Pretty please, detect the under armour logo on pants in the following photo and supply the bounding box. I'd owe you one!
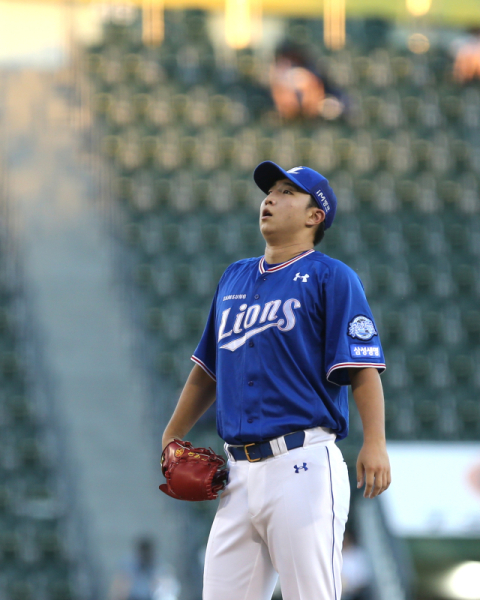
[294,463,308,473]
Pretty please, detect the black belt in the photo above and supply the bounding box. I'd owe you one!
[228,431,305,462]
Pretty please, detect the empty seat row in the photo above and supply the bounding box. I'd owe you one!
[125,218,263,259]
[383,395,480,440]
[103,145,480,204]
[123,222,480,298]
[375,306,480,345]
[94,90,251,131]
[108,168,480,219]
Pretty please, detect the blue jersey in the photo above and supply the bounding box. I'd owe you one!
[192,249,385,445]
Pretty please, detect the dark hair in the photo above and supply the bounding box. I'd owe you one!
[307,196,326,245]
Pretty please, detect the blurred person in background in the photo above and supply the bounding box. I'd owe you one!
[269,43,344,120]
[270,43,325,119]
[110,537,179,600]
[453,28,480,83]
[341,529,373,600]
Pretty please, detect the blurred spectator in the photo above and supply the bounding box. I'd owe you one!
[110,537,180,600]
[341,529,373,600]
[269,43,344,121]
[270,43,325,119]
[453,28,480,83]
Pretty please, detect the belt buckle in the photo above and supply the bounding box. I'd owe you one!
[244,442,261,463]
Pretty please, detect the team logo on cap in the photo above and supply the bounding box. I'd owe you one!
[287,167,304,174]
[315,189,330,213]
[348,316,377,341]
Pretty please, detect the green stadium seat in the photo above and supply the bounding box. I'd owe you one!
[184,308,206,339]
[396,179,419,206]
[441,95,463,125]
[408,353,433,386]
[36,530,64,563]
[372,139,393,171]
[463,310,480,343]
[370,264,393,297]
[403,222,426,254]
[134,263,154,291]
[240,223,263,256]
[411,139,432,172]
[362,222,386,253]
[0,531,20,564]
[147,90,174,130]
[334,138,354,170]
[157,352,176,378]
[414,398,440,434]
[161,223,181,252]
[420,90,442,128]
[382,349,408,390]
[411,263,435,295]
[1,352,20,379]
[146,307,164,334]
[0,485,10,517]
[382,311,402,344]
[7,581,33,600]
[450,354,474,385]
[457,399,480,431]
[363,96,383,125]
[370,50,394,88]
[423,311,444,345]
[391,56,412,84]
[449,223,469,253]
[6,396,32,429]
[403,96,421,125]
[47,581,74,600]
[454,264,476,295]
[354,179,376,212]
[17,439,44,472]
[172,264,194,295]
[206,172,234,212]
[201,223,221,252]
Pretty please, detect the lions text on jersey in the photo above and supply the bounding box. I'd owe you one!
[192,249,385,445]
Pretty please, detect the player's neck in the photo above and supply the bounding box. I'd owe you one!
[264,242,314,265]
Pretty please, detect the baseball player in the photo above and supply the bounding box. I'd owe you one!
[162,161,391,600]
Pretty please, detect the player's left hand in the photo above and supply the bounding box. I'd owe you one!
[356,440,391,498]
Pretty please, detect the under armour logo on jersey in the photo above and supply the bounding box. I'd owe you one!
[294,463,308,473]
[293,273,309,283]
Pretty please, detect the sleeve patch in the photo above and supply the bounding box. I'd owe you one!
[350,344,381,358]
[348,315,377,341]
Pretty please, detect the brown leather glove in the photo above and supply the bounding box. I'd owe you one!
[159,439,228,501]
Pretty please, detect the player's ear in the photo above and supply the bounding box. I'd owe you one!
[306,207,325,227]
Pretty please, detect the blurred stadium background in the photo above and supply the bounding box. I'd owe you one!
[0,1,479,599]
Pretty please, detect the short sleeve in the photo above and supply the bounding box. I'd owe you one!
[191,288,218,381]
[324,263,385,386]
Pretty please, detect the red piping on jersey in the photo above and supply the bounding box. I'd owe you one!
[258,249,315,274]
[326,362,386,385]
[191,355,217,381]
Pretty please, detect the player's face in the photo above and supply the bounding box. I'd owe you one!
[259,179,323,243]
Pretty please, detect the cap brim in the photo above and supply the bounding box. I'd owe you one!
[253,161,311,196]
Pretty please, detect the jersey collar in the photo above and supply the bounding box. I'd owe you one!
[258,249,315,274]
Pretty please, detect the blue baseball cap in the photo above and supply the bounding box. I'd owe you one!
[253,161,337,229]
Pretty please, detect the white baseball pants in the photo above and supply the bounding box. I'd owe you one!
[203,427,350,600]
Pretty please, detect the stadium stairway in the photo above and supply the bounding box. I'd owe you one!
[3,70,169,597]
